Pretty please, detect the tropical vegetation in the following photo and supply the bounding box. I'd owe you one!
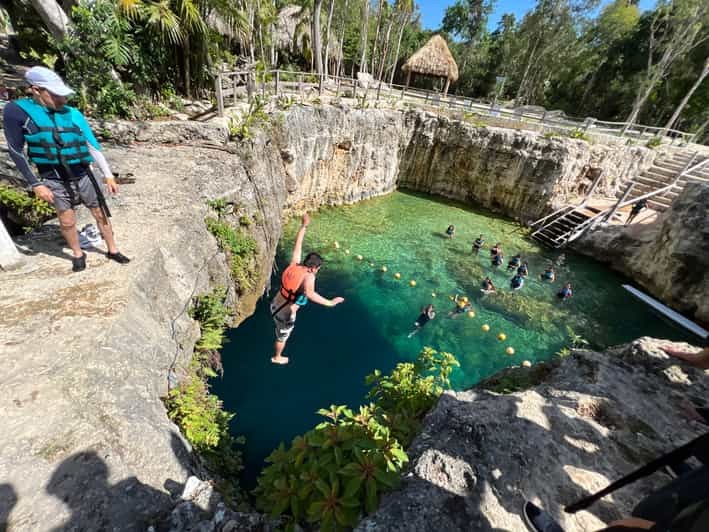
[3,0,707,139]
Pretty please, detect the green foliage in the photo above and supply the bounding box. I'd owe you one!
[481,363,552,394]
[164,288,243,498]
[276,95,297,110]
[228,97,269,140]
[366,347,459,445]
[646,136,663,149]
[555,326,589,358]
[255,348,458,530]
[0,184,55,232]
[567,129,590,142]
[205,203,258,293]
[543,130,562,139]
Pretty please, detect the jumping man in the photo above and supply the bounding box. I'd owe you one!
[3,66,129,271]
[270,213,344,365]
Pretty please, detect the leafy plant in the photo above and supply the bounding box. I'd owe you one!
[567,129,590,142]
[0,184,55,232]
[164,287,244,503]
[228,96,269,140]
[646,136,662,149]
[276,95,297,110]
[255,348,458,531]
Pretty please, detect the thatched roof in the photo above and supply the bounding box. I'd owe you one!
[402,35,459,82]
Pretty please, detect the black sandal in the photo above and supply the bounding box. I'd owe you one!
[72,253,87,272]
[106,251,130,264]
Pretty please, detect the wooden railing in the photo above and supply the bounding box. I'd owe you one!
[213,68,696,144]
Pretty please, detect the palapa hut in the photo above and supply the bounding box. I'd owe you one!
[402,35,459,96]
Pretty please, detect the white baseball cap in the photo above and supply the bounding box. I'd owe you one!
[25,66,75,96]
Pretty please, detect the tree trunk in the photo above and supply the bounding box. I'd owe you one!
[359,0,370,74]
[377,17,394,81]
[515,36,539,105]
[184,33,191,98]
[370,0,383,74]
[30,0,70,41]
[389,12,407,85]
[323,0,335,78]
[312,0,324,75]
[660,57,709,135]
[335,0,349,77]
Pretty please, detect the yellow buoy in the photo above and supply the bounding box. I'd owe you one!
[381,266,388,272]
[506,346,515,355]
[356,254,363,261]
[498,333,507,341]
[394,272,401,280]
[344,249,350,255]
[409,280,417,287]
[522,360,532,367]
[458,301,466,309]
[431,292,437,298]
[369,262,375,267]
[467,310,475,318]
[461,296,469,303]
[482,324,490,332]
[449,295,455,301]
[334,241,340,249]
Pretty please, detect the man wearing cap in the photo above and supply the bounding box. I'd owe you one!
[3,66,130,272]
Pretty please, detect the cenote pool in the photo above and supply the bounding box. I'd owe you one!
[212,191,695,488]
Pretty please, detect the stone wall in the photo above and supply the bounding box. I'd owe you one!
[574,182,709,323]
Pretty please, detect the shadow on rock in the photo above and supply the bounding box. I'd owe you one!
[0,483,17,532]
[46,451,175,532]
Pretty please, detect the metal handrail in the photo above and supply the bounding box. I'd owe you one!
[530,205,573,230]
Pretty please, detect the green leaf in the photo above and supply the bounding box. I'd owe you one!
[344,476,362,498]
[315,479,330,497]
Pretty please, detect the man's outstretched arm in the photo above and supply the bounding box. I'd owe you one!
[290,213,310,265]
[303,275,344,307]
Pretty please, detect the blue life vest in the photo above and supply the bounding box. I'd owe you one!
[15,98,93,167]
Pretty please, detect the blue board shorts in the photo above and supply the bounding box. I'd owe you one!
[43,175,99,212]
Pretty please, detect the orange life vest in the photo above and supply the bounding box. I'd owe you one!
[279,264,309,305]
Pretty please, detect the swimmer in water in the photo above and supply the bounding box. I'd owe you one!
[448,295,473,319]
[557,282,573,301]
[541,266,556,282]
[481,277,497,294]
[446,225,455,238]
[517,261,529,277]
[507,253,522,271]
[408,304,436,337]
[510,273,524,291]
[492,251,504,268]
[472,234,485,254]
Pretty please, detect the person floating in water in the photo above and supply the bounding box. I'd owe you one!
[557,282,573,301]
[625,198,648,225]
[446,225,455,238]
[481,277,497,294]
[490,242,502,257]
[517,261,529,277]
[472,234,485,254]
[409,304,435,337]
[270,213,345,365]
[448,295,472,319]
[507,253,522,271]
[492,251,504,268]
[510,273,525,291]
[541,266,556,282]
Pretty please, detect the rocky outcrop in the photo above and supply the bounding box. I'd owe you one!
[0,105,680,530]
[356,338,709,532]
[575,182,709,323]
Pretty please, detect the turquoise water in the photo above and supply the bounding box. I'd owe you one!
[212,191,695,488]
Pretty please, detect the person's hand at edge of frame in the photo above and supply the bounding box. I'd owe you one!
[33,184,54,203]
[105,177,119,195]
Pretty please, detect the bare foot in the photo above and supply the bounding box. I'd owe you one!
[271,356,289,365]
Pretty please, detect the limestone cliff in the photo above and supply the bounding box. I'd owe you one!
[575,183,709,324]
[356,338,709,532]
[0,105,684,531]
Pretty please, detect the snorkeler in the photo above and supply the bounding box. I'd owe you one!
[473,234,485,254]
[448,295,473,319]
[481,277,497,294]
[517,261,529,277]
[409,304,436,337]
[510,273,525,291]
[446,225,455,238]
[490,242,502,257]
[557,282,573,300]
[492,252,504,268]
[541,266,556,282]
[507,254,522,271]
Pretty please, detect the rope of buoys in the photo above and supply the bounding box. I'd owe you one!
[506,346,515,355]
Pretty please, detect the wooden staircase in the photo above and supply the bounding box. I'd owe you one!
[619,151,709,213]
[530,149,709,249]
